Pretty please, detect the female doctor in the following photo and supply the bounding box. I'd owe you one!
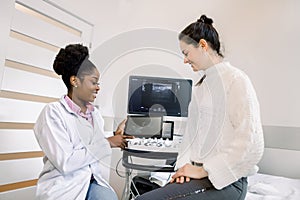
[137,15,264,200]
[34,44,132,200]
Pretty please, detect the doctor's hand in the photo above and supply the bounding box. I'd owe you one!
[107,135,133,149]
[108,118,134,149]
[170,163,208,184]
[114,119,127,135]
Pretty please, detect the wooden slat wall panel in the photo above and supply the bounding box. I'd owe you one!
[1,67,65,98]
[5,59,59,79]
[0,130,41,153]
[10,30,60,53]
[0,158,43,185]
[0,0,94,196]
[0,91,58,103]
[11,9,82,48]
[0,180,37,193]
[6,36,58,70]
[0,122,34,130]
[0,186,36,199]
[15,2,81,37]
[0,151,44,161]
[18,0,93,45]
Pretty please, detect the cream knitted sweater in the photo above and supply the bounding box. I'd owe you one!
[176,61,264,189]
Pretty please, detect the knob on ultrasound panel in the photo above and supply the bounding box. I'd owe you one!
[164,138,172,147]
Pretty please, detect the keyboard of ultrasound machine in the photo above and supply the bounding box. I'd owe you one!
[126,136,181,152]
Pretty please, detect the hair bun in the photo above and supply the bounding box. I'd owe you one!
[53,48,67,76]
[53,44,89,76]
[197,15,213,25]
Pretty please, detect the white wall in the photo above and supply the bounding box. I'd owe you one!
[87,0,300,127]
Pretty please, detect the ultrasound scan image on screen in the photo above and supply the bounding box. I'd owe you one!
[127,76,192,117]
[124,115,162,138]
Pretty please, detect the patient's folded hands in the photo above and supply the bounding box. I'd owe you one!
[170,164,208,184]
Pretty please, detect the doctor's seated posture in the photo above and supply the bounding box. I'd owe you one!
[136,14,264,200]
[34,44,132,200]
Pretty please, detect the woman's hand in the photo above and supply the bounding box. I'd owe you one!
[170,163,208,184]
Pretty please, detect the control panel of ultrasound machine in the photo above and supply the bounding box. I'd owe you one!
[124,115,182,153]
[126,137,181,153]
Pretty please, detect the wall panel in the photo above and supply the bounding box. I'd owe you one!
[18,0,93,46]
[11,9,81,47]
[0,98,45,123]
[258,148,300,179]
[6,37,57,71]
[4,59,59,79]
[0,186,36,199]
[0,158,43,185]
[1,67,65,98]
[0,130,41,153]
[0,0,14,91]
[0,0,94,196]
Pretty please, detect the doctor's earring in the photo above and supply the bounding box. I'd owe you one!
[73,85,78,88]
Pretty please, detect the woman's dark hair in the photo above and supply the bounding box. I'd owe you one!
[179,15,223,57]
[53,44,96,90]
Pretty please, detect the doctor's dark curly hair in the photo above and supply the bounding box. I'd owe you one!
[53,44,91,90]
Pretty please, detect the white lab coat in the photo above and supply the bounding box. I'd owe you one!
[34,96,114,200]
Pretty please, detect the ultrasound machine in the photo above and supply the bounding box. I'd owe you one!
[124,75,192,151]
[121,75,193,200]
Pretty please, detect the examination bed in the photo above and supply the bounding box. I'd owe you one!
[245,126,300,200]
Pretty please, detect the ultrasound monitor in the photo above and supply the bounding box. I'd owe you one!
[127,76,192,117]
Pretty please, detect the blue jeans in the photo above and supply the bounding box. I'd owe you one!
[86,179,118,200]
